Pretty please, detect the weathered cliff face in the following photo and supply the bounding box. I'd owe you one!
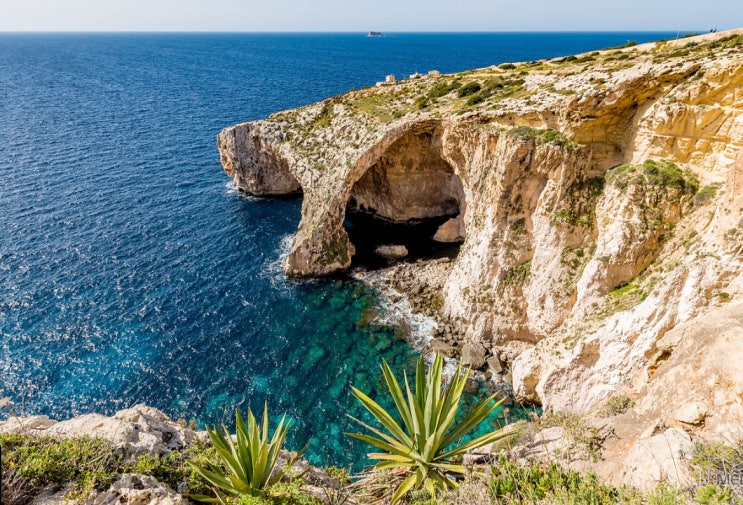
[218,29,743,485]
[350,129,463,222]
[218,121,301,196]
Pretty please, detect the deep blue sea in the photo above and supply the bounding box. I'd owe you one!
[0,32,679,467]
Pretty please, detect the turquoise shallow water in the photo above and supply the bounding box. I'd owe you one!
[0,32,679,467]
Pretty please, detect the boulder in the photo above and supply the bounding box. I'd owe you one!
[433,215,465,243]
[429,338,455,357]
[620,428,694,489]
[461,341,487,369]
[675,402,708,425]
[486,356,504,374]
[375,244,408,261]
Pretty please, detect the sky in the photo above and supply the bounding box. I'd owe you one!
[0,0,740,32]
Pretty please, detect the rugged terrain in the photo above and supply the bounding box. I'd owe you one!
[218,29,743,488]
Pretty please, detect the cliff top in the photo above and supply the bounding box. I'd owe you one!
[266,28,743,130]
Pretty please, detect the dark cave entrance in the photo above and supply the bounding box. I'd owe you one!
[344,130,465,269]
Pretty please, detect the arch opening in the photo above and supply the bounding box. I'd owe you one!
[344,130,465,269]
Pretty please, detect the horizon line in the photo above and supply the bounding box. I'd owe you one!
[0,29,710,35]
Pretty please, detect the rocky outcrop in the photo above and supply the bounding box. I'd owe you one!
[86,475,188,505]
[219,30,743,487]
[0,405,200,456]
[218,121,301,196]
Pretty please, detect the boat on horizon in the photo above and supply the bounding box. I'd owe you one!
[367,31,384,37]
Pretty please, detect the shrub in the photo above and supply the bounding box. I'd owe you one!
[487,455,626,503]
[691,440,743,499]
[605,40,638,50]
[313,103,334,129]
[188,404,306,501]
[508,126,580,153]
[0,433,217,504]
[427,81,460,99]
[695,484,733,504]
[0,434,122,503]
[606,159,699,193]
[346,353,514,504]
[415,96,430,109]
[694,185,718,206]
[599,395,635,417]
[457,82,482,97]
[499,63,517,70]
[466,93,487,106]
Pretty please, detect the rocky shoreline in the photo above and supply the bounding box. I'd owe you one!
[352,257,520,406]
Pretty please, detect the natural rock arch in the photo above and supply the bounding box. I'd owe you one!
[343,124,466,266]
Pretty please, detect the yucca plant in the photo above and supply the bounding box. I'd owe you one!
[346,353,515,504]
[188,403,305,502]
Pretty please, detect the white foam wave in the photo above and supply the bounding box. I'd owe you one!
[352,268,439,353]
[224,180,261,202]
[263,234,295,288]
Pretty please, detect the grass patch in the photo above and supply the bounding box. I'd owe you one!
[347,94,396,123]
[312,102,334,129]
[502,260,532,289]
[508,126,581,154]
[605,282,647,315]
[486,455,635,504]
[599,395,635,417]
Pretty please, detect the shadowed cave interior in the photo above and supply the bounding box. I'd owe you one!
[343,130,466,269]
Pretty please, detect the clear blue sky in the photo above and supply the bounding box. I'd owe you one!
[1,0,740,32]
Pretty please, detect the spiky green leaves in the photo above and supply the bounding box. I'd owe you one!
[188,403,305,502]
[346,353,515,504]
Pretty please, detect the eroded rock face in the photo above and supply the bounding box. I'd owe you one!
[350,130,462,221]
[217,121,301,196]
[218,30,743,487]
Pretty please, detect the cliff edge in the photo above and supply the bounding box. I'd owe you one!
[218,30,743,487]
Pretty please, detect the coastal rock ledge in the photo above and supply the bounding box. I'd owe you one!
[219,30,743,487]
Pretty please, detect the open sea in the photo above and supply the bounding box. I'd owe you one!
[0,31,679,467]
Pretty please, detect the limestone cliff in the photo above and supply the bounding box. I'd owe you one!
[219,30,743,486]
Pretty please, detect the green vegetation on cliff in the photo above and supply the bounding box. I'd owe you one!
[606,159,699,194]
[0,434,215,504]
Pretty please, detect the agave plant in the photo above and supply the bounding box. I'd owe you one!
[346,353,514,504]
[188,403,305,502]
